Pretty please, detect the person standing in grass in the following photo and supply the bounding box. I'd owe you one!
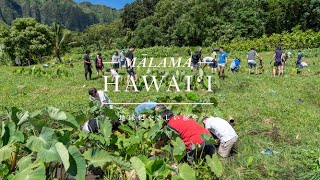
[119,49,126,69]
[247,48,262,75]
[191,48,202,71]
[218,47,228,79]
[112,51,120,73]
[94,53,104,77]
[126,45,137,85]
[273,47,283,77]
[84,50,92,80]
[202,116,238,158]
[160,109,215,161]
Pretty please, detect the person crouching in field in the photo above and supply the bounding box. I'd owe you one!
[296,50,305,74]
[82,88,112,133]
[135,102,166,120]
[160,109,215,161]
[229,58,241,73]
[202,117,238,158]
[89,87,113,109]
[94,53,104,77]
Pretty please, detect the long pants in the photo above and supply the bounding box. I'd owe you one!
[85,66,92,80]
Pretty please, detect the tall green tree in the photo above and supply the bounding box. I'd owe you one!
[0,18,52,65]
[51,22,71,63]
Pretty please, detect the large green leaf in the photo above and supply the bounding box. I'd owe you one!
[185,92,199,101]
[206,154,223,178]
[172,137,186,161]
[55,142,70,171]
[104,108,119,120]
[130,157,146,180]
[67,146,86,180]
[118,125,135,136]
[17,111,29,126]
[0,144,15,162]
[145,158,165,176]
[13,161,46,180]
[17,155,32,171]
[1,122,24,146]
[45,107,79,129]
[179,163,196,180]
[26,127,56,152]
[200,134,217,145]
[37,146,60,163]
[99,118,112,145]
[83,148,112,167]
[37,142,70,170]
[110,155,131,171]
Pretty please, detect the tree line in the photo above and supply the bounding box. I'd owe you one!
[0,0,320,65]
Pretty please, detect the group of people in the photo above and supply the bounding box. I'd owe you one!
[84,89,239,160]
[191,46,307,78]
[83,46,137,86]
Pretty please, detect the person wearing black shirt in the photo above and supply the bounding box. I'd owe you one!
[125,45,137,85]
[191,48,202,71]
[84,50,92,80]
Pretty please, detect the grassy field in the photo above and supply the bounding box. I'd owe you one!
[0,50,320,179]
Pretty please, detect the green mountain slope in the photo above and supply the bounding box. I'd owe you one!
[0,0,120,31]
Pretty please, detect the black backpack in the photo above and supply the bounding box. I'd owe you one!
[87,119,99,133]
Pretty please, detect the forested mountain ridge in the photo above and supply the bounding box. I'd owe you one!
[122,0,320,47]
[0,0,120,31]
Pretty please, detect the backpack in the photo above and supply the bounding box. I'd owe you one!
[97,57,102,68]
[87,119,99,133]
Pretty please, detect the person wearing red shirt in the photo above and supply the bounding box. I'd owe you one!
[160,109,215,161]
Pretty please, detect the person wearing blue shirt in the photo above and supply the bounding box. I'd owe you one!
[135,102,165,120]
[230,58,241,73]
[218,47,228,79]
[296,50,304,74]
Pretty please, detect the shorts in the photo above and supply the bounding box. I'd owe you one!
[113,63,119,69]
[120,60,125,66]
[96,66,103,71]
[218,136,238,158]
[218,63,225,67]
[191,62,198,69]
[274,61,282,67]
[126,67,136,76]
[248,60,257,69]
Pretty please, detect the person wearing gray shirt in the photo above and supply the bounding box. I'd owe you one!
[247,48,262,75]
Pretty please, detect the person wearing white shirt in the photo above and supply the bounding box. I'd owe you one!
[88,87,113,109]
[202,116,238,157]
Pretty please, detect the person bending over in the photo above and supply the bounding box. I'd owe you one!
[88,87,112,109]
[202,116,238,158]
[161,109,215,161]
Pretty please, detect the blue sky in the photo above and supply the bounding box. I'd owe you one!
[74,0,135,9]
